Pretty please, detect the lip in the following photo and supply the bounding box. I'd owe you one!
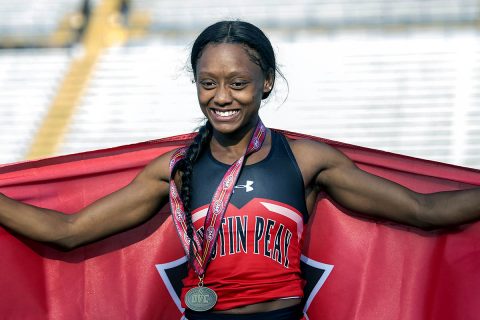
[208,108,241,122]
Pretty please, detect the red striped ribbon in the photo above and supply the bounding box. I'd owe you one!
[169,120,267,276]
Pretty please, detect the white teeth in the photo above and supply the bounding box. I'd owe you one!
[214,110,239,117]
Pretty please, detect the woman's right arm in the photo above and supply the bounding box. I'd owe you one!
[0,151,173,250]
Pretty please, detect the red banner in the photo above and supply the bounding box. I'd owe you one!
[0,131,479,320]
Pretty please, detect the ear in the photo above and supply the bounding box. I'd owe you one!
[262,70,274,99]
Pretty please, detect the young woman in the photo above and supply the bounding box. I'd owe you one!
[0,21,479,320]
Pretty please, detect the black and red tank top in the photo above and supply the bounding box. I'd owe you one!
[181,130,308,310]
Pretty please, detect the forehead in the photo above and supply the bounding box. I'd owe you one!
[196,43,263,77]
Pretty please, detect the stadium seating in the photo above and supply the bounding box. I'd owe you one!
[59,32,480,168]
[130,0,480,30]
[0,0,89,48]
[0,49,71,164]
[261,33,478,165]
[1,0,480,169]
[60,43,200,155]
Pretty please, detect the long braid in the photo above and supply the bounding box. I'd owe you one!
[180,121,213,267]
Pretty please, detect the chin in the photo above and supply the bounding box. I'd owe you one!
[211,122,243,134]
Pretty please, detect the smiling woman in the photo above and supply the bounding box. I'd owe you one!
[0,20,480,320]
[175,21,306,319]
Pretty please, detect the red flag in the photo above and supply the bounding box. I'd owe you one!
[0,131,479,320]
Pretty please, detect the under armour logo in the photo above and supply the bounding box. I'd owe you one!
[234,180,254,192]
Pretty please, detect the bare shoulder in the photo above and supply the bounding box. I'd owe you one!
[135,149,178,183]
[286,137,353,186]
[287,137,350,168]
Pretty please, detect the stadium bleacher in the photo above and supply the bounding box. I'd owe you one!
[261,33,478,165]
[59,31,480,168]
[1,0,480,168]
[0,0,86,48]
[60,43,200,155]
[130,0,480,31]
[0,49,71,164]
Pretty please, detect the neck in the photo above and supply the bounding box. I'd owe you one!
[210,120,259,162]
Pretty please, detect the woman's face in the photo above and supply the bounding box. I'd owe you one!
[195,43,272,136]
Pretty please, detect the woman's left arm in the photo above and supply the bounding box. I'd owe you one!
[293,140,480,229]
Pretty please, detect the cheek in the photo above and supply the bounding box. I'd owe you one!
[235,88,262,105]
[196,89,210,105]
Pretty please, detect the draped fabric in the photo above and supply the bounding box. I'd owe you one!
[0,131,479,320]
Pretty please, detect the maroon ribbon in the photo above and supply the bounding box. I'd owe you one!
[169,120,267,276]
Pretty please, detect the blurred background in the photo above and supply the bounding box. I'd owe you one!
[0,0,479,168]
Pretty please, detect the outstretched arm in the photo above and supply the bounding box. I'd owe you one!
[292,140,480,229]
[0,151,173,249]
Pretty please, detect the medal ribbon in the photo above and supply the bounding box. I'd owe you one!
[169,120,267,276]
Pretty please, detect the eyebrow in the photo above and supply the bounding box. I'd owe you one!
[196,70,252,79]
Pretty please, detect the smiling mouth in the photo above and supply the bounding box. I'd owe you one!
[212,109,240,118]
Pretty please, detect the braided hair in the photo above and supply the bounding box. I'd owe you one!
[180,121,212,266]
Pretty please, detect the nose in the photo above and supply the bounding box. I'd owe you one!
[213,85,232,106]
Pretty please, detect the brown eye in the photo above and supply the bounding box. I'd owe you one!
[231,81,248,89]
[200,80,216,89]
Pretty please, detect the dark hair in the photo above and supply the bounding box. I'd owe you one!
[181,21,280,266]
[180,121,212,266]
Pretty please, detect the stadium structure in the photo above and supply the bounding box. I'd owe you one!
[0,0,479,169]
